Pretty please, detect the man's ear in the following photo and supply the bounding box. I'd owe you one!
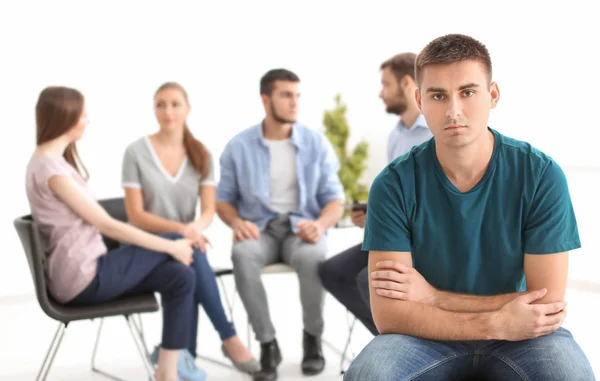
[489,81,500,109]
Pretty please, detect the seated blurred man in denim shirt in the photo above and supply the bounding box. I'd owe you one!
[216,69,345,381]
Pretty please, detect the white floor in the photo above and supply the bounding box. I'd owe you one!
[1,277,599,380]
[1,216,599,380]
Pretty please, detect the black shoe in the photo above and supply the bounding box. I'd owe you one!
[253,339,282,381]
[301,331,325,375]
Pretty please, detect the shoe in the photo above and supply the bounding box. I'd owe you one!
[301,331,325,375]
[149,345,207,381]
[221,344,260,374]
[253,339,282,381]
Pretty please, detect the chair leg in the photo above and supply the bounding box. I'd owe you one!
[339,316,357,374]
[36,322,66,381]
[90,317,156,381]
[126,316,157,381]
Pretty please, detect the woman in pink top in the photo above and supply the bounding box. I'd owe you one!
[25,86,205,381]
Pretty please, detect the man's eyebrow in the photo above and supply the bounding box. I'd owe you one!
[458,83,480,91]
[426,83,480,93]
[426,87,447,93]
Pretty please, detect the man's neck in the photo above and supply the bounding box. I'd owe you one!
[399,107,421,129]
[263,117,292,141]
[436,129,495,192]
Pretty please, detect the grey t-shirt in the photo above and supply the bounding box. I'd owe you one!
[121,136,215,223]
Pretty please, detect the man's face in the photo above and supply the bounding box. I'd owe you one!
[416,59,499,149]
[264,80,299,124]
[379,67,408,115]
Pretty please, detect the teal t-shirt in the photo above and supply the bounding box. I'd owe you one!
[363,128,580,295]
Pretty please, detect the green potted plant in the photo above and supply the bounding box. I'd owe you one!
[323,94,369,225]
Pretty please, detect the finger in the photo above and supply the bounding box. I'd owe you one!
[375,288,407,300]
[371,270,407,283]
[309,231,319,243]
[234,230,245,242]
[375,261,411,273]
[521,288,547,304]
[537,321,563,337]
[541,310,566,327]
[371,280,407,292]
[538,301,567,315]
[240,226,254,240]
[245,222,260,239]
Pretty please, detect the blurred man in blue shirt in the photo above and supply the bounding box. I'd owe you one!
[319,53,432,336]
[216,69,345,381]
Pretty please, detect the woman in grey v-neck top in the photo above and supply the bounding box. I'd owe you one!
[119,82,258,375]
[122,136,260,370]
[122,135,215,224]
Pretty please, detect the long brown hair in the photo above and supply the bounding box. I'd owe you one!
[35,86,89,179]
[154,82,210,179]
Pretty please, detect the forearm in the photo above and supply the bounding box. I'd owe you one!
[101,219,173,254]
[435,290,523,312]
[373,299,500,340]
[129,210,186,235]
[194,209,214,231]
[216,202,241,228]
[316,200,344,229]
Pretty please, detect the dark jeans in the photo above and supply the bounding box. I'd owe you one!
[68,236,196,350]
[318,243,377,335]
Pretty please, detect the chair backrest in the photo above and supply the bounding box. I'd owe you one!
[97,197,128,250]
[13,197,128,316]
[13,215,55,316]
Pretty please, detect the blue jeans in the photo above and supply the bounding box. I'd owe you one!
[343,328,595,381]
[153,233,236,357]
[188,248,236,357]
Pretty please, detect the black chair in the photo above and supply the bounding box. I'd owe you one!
[13,197,159,381]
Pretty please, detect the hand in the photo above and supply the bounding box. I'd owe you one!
[181,222,212,253]
[350,210,366,228]
[493,288,567,341]
[232,219,260,242]
[371,260,438,305]
[168,238,194,266]
[295,220,325,243]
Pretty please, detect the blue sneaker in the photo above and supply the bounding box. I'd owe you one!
[149,345,207,381]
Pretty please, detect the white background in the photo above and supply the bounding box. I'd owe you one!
[1,0,598,298]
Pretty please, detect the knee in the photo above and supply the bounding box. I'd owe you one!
[356,267,369,287]
[526,328,595,378]
[318,259,334,289]
[344,353,396,381]
[344,334,416,381]
[231,240,262,270]
[356,267,370,301]
[291,245,327,271]
[176,265,196,293]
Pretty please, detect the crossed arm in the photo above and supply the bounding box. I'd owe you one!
[369,250,568,341]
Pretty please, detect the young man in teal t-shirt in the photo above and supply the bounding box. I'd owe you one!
[343,34,595,381]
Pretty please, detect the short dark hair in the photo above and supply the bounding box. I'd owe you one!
[380,53,417,82]
[415,34,492,86]
[260,69,300,95]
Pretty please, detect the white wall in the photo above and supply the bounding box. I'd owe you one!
[1,0,598,297]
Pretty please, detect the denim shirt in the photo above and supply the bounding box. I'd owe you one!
[387,114,432,163]
[216,122,346,232]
